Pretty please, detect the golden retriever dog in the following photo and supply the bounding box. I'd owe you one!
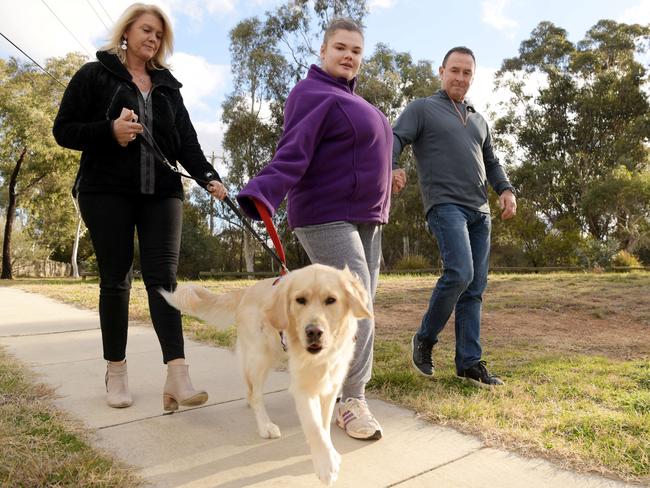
[161,264,371,485]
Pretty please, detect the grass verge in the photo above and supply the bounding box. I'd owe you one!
[0,345,140,487]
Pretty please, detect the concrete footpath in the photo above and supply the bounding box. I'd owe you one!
[0,286,638,488]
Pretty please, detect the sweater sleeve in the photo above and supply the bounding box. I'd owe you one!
[236,84,333,220]
[482,126,513,195]
[392,99,424,169]
[52,63,116,151]
[175,92,222,186]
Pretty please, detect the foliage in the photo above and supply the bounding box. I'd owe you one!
[494,20,650,246]
[393,254,431,270]
[178,201,221,279]
[580,164,650,253]
[0,217,51,273]
[611,250,642,268]
[0,54,86,278]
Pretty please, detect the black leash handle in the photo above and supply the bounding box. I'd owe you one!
[137,124,288,272]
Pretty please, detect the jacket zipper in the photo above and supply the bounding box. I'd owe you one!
[138,85,157,194]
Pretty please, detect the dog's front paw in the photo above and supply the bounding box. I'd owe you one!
[312,447,340,486]
[258,422,281,439]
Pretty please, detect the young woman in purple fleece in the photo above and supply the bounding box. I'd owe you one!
[237,18,404,441]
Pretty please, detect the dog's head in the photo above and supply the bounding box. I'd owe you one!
[264,264,371,355]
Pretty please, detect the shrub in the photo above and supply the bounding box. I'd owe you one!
[611,250,641,269]
[393,254,431,270]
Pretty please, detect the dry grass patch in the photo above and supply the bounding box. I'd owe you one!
[0,346,140,487]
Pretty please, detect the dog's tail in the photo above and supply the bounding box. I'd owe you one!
[159,285,245,330]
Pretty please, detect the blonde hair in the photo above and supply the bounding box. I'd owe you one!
[102,3,174,70]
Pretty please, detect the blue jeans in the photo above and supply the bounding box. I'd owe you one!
[417,204,491,373]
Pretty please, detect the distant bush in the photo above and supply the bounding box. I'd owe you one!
[611,250,641,268]
[393,254,431,270]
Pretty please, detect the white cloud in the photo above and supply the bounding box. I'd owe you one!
[618,0,650,24]
[0,0,180,63]
[368,0,397,11]
[168,53,230,161]
[467,64,548,120]
[169,52,230,112]
[166,0,236,21]
[194,118,227,165]
[481,0,518,38]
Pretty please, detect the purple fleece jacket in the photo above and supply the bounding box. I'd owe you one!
[237,64,393,229]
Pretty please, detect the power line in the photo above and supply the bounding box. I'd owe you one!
[96,0,114,24]
[85,0,111,31]
[0,31,67,89]
[40,0,93,57]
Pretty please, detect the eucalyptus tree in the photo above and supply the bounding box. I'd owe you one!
[494,20,650,254]
[0,53,85,279]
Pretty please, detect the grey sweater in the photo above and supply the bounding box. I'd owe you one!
[392,90,513,215]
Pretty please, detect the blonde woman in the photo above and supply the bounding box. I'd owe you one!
[53,3,226,410]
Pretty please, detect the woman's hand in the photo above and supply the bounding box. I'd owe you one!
[113,108,143,147]
[207,180,227,200]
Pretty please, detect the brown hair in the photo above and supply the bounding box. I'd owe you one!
[442,46,476,67]
[101,3,174,70]
[322,17,364,45]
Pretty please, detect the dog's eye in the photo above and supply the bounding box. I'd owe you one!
[296,297,307,305]
[325,297,336,305]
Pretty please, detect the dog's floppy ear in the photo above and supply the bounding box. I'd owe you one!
[341,266,372,319]
[263,274,291,330]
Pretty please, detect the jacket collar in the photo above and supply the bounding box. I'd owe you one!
[308,64,357,93]
[436,89,475,113]
[96,50,182,89]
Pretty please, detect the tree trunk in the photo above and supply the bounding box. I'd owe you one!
[1,147,27,280]
[243,231,255,273]
[71,215,82,279]
[70,196,84,279]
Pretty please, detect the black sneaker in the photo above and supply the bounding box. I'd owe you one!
[411,334,434,377]
[457,360,504,388]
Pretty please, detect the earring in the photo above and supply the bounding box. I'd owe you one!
[121,38,127,51]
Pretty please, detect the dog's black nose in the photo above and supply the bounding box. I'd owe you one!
[305,324,323,343]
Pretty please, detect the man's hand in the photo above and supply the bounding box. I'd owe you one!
[113,108,143,147]
[498,189,517,220]
[206,180,227,200]
[392,168,407,194]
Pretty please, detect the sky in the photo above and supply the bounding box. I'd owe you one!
[1,0,649,161]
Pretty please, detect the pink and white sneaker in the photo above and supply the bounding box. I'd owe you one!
[336,398,383,440]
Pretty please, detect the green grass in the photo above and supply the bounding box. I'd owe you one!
[3,272,650,483]
[370,342,650,479]
[0,346,140,487]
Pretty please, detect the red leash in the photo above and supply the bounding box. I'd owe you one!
[253,199,288,276]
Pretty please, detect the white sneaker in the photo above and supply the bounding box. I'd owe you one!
[336,398,382,440]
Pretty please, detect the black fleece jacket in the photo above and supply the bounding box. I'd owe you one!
[53,51,220,198]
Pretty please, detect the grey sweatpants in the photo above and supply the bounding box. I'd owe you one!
[294,221,382,401]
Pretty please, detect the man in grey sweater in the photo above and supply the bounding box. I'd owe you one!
[392,46,516,387]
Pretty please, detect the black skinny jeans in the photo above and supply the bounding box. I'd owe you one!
[78,193,184,363]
